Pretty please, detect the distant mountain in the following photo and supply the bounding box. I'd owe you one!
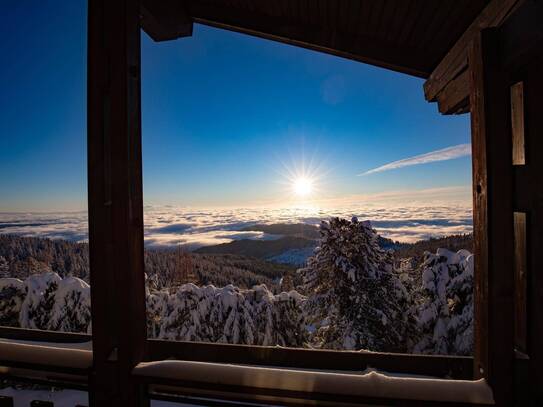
[241,223,321,240]
[194,236,315,259]
[268,247,315,267]
[393,234,473,263]
[0,235,294,292]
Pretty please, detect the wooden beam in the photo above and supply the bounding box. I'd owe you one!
[500,0,543,71]
[517,51,543,405]
[142,379,490,407]
[436,68,470,114]
[87,0,148,405]
[469,28,514,406]
[187,2,432,78]
[510,81,525,165]
[425,0,522,103]
[147,340,473,380]
[141,0,193,41]
[513,211,527,353]
[0,327,90,343]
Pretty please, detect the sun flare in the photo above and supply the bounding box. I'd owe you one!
[275,149,330,203]
[293,177,313,197]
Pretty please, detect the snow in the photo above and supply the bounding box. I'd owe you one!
[268,247,315,267]
[299,217,410,352]
[0,338,92,369]
[0,388,88,407]
[19,272,62,330]
[49,277,91,333]
[133,360,494,404]
[155,283,306,346]
[0,217,475,355]
[0,278,25,326]
[413,249,474,355]
[0,278,24,291]
[0,388,207,407]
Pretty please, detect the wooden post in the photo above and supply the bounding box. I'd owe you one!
[87,0,147,405]
[469,28,514,406]
[518,55,543,404]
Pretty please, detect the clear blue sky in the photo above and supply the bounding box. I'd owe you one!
[0,1,472,212]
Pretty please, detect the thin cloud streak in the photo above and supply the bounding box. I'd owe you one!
[359,143,471,176]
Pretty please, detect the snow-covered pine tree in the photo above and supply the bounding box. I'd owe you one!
[146,288,170,338]
[412,248,473,355]
[0,278,25,326]
[0,256,9,278]
[156,283,306,346]
[0,273,91,332]
[19,272,61,330]
[299,217,410,352]
[48,277,91,333]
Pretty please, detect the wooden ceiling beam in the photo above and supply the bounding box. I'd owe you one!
[187,2,432,78]
[424,0,522,103]
[141,0,193,41]
[435,68,470,114]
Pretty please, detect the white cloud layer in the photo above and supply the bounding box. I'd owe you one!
[0,190,472,247]
[359,144,471,175]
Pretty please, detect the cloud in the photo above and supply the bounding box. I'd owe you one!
[359,144,471,175]
[0,200,473,246]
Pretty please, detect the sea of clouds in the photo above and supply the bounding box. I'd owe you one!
[0,200,472,249]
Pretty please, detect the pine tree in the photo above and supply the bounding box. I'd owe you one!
[156,283,307,346]
[48,277,91,333]
[412,248,473,355]
[0,278,25,326]
[0,256,9,278]
[19,272,61,330]
[299,217,410,352]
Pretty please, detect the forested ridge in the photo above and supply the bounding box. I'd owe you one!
[0,220,474,355]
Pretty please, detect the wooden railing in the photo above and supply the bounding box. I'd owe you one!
[0,327,488,406]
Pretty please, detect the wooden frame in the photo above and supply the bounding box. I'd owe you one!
[424,0,522,114]
[2,0,542,405]
[468,28,514,405]
[87,0,147,405]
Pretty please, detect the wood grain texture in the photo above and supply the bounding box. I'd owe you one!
[513,212,527,353]
[436,68,470,114]
[147,339,473,380]
[469,28,514,406]
[520,55,543,405]
[87,0,148,405]
[142,0,488,79]
[425,0,521,101]
[511,82,526,165]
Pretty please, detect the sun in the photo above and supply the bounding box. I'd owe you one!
[292,177,313,197]
[274,148,330,202]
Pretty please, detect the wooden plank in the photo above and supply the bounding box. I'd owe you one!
[423,1,483,58]
[522,55,543,404]
[500,0,543,71]
[141,0,193,41]
[0,327,90,343]
[425,0,521,102]
[87,0,148,405]
[143,380,490,407]
[404,0,440,49]
[187,2,431,77]
[511,82,525,165]
[0,359,90,376]
[436,68,470,114]
[418,0,456,51]
[147,339,473,380]
[513,212,527,354]
[469,28,514,406]
[387,0,410,43]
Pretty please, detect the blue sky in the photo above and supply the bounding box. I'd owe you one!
[0,1,472,212]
